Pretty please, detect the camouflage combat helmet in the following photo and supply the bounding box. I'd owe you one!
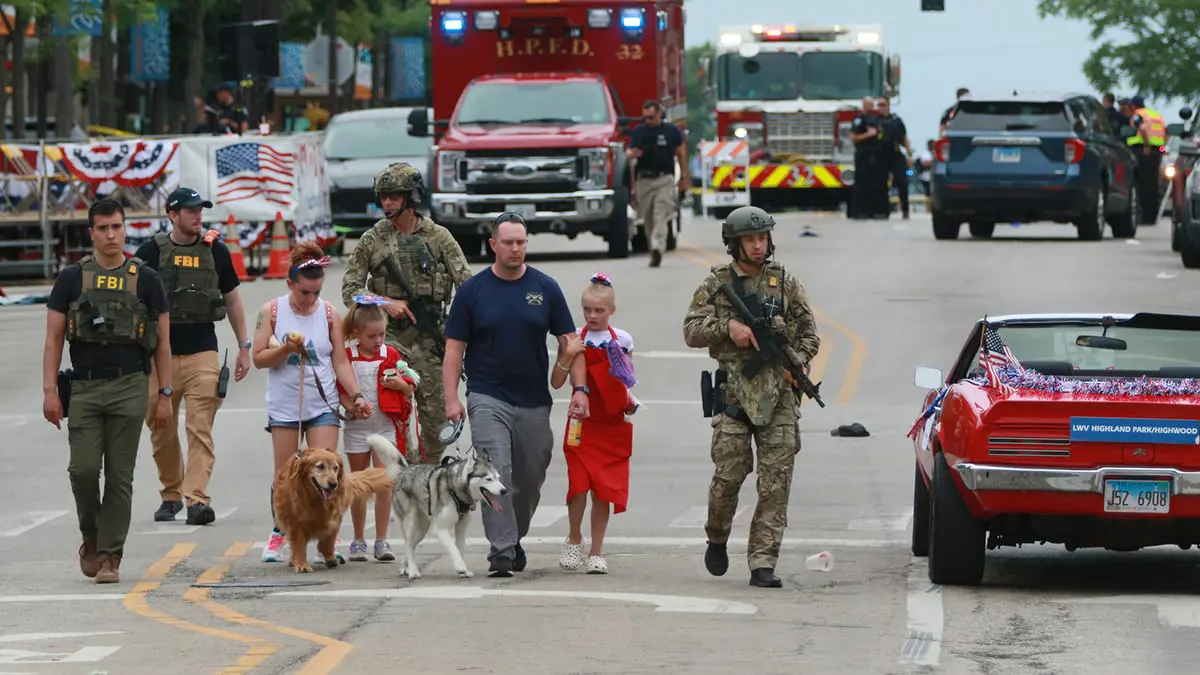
[721,206,776,242]
[373,162,424,195]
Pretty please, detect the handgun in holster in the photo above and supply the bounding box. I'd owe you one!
[57,368,73,419]
[712,369,728,416]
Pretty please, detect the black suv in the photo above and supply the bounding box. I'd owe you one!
[931,91,1139,240]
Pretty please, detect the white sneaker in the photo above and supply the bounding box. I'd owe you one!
[559,539,586,571]
[262,532,286,562]
[586,555,608,574]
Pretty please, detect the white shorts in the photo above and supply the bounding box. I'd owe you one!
[342,414,397,454]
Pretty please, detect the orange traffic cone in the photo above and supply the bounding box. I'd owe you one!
[224,214,254,282]
[263,212,292,280]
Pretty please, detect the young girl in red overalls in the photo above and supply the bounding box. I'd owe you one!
[551,273,639,574]
[337,297,421,563]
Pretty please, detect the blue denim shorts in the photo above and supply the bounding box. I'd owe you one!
[265,410,342,432]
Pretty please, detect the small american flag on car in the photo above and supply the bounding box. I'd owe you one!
[979,325,1021,393]
[215,142,295,207]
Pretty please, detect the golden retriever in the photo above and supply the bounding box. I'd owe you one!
[272,447,394,573]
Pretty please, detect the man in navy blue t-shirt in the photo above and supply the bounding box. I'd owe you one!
[443,213,589,577]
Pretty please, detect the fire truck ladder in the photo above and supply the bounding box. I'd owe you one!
[698,139,750,218]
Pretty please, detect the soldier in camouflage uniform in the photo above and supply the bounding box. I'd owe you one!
[341,163,471,463]
[682,205,821,588]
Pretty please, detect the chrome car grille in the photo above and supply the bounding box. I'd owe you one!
[765,112,835,161]
[463,153,580,194]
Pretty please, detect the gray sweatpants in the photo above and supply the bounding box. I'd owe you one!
[466,391,554,562]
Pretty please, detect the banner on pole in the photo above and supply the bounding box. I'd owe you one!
[129,7,170,83]
[390,37,425,101]
[354,46,373,100]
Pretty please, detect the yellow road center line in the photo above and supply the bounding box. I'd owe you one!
[122,543,278,675]
[187,541,354,675]
[808,331,836,388]
[677,244,867,406]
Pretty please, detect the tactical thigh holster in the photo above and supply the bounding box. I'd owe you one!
[701,368,750,424]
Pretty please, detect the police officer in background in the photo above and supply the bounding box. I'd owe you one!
[627,99,688,267]
[849,98,887,219]
[341,163,472,462]
[682,206,821,588]
[854,97,883,219]
[939,87,970,135]
[1102,92,1129,135]
[214,86,248,135]
[1127,95,1168,224]
[877,96,912,220]
[43,199,173,584]
[134,187,252,527]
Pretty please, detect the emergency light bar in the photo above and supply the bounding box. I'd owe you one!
[438,6,648,43]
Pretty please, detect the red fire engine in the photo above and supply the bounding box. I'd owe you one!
[699,23,901,216]
[409,0,686,258]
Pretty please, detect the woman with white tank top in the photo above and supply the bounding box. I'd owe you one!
[250,243,372,562]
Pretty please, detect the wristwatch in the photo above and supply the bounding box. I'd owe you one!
[159,387,174,397]
[573,385,590,395]
[238,340,252,349]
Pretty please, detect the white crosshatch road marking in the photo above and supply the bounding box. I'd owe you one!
[849,509,914,532]
[0,511,68,537]
[528,506,569,528]
[0,631,125,665]
[271,586,760,615]
[138,508,239,535]
[900,557,943,667]
[670,505,747,528]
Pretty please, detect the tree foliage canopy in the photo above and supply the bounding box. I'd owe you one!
[1037,0,1200,106]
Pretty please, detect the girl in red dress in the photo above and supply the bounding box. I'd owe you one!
[551,273,639,574]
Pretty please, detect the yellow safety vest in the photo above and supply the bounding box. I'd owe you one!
[1127,107,1166,147]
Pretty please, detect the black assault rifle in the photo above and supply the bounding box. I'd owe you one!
[382,257,449,362]
[711,282,826,408]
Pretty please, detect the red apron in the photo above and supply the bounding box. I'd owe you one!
[563,327,634,513]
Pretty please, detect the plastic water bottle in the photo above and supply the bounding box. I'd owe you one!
[805,550,834,571]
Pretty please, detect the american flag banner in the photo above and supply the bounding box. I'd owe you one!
[979,325,1021,393]
[215,142,295,207]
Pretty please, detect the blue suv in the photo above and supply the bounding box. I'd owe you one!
[931,92,1139,241]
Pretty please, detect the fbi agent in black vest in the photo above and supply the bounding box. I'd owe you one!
[134,187,253,527]
[43,199,173,583]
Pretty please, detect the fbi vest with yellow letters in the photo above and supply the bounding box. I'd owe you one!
[153,231,227,324]
[66,255,157,352]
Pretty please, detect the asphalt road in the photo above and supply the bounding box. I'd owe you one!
[0,210,1196,674]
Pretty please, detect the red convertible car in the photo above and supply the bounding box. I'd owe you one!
[909,312,1200,586]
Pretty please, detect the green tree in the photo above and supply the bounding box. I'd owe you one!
[684,42,715,154]
[1037,0,1200,106]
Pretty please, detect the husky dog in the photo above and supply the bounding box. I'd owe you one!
[367,434,507,579]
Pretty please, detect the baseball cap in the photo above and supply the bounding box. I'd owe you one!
[166,187,213,212]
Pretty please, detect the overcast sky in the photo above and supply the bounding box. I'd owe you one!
[683,0,1188,149]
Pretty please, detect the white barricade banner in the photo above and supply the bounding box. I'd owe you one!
[175,133,332,243]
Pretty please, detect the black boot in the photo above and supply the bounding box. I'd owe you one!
[749,567,782,588]
[704,541,728,577]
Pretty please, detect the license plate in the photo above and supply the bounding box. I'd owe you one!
[1103,479,1170,514]
[367,203,383,217]
[993,147,1021,163]
[505,203,536,219]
